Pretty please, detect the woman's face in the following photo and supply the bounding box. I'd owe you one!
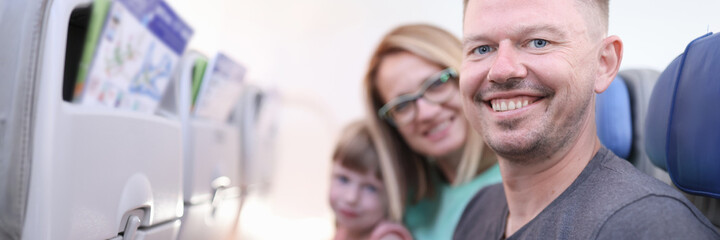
[376,52,468,158]
[329,162,387,234]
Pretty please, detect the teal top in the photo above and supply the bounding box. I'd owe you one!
[403,164,502,240]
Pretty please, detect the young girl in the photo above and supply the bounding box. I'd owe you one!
[330,120,413,240]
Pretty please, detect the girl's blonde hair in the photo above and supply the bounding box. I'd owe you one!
[363,24,496,220]
[333,120,382,179]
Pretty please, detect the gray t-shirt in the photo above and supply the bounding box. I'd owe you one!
[453,147,720,239]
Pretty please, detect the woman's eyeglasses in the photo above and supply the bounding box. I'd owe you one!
[378,68,458,127]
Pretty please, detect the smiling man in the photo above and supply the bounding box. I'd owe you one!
[454,0,720,239]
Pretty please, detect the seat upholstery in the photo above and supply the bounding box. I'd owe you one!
[645,32,720,199]
[595,69,673,184]
[645,56,682,171]
[645,32,720,227]
[596,75,633,159]
[617,69,673,184]
[0,0,47,239]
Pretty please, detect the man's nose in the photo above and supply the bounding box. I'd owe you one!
[487,42,527,84]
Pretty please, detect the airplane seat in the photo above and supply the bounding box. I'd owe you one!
[3,0,187,239]
[237,84,267,189]
[0,1,39,239]
[596,75,633,159]
[174,51,244,240]
[645,32,720,228]
[596,69,672,184]
[616,69,673,184]
[234,84,280,193]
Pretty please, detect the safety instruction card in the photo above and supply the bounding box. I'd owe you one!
[193,53,246,122]
[78,0,193,113]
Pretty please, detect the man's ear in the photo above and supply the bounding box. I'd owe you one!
[594,35,623,93]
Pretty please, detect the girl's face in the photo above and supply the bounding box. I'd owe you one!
[376,52,468,158]
[329,162,387,234]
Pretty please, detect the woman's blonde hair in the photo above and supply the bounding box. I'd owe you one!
[363,24,496,219]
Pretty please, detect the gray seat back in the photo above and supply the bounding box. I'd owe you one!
[0,0,48,239]
[617,69,672,184]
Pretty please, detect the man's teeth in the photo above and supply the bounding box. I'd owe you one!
[491,99,530,112]
[428,121,450,135]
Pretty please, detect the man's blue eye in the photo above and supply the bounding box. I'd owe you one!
[531,39,548,48]
[473,45,493,55]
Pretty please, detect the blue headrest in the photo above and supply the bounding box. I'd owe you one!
[596,76,633,159]
[645,32,720,199]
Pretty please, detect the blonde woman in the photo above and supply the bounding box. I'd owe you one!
[363,24,501,239]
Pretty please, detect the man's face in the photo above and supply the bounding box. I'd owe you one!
[461,0,600,162]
